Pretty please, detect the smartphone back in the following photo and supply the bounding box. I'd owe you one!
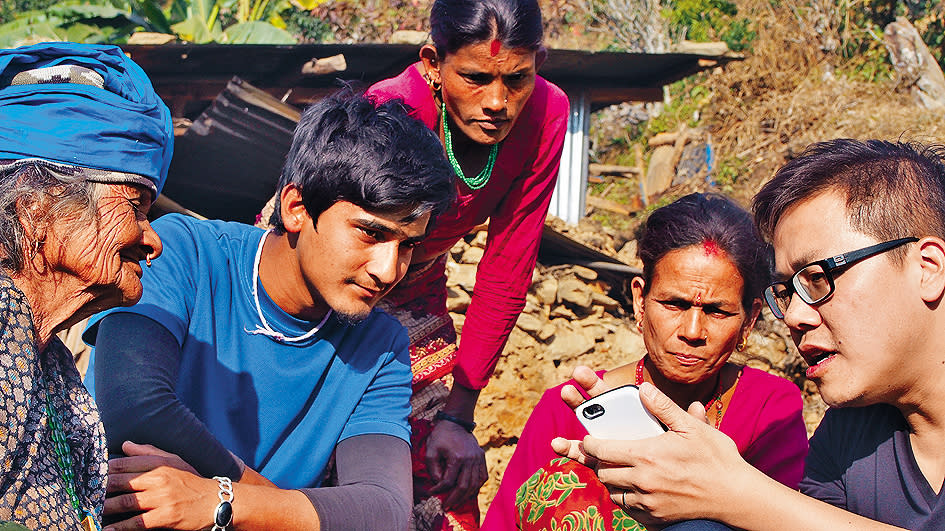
[576,384,666,440]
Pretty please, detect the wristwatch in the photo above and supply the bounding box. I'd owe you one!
[211,476,234,531]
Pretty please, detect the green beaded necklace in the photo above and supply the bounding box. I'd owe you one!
[44,375,101,531]
[441,101,499,190]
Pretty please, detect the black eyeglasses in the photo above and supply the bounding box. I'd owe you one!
[764,237,919,319]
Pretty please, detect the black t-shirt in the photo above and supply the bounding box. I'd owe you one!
[800,404,945,530]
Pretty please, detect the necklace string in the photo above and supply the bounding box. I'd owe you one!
[634,356,728,429]
[440,101,499,190]
[42,370,101,530]
[244,230,331,343]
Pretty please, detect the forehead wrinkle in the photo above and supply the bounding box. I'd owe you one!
[649,281,735,308]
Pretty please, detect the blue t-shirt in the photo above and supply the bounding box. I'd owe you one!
[800,404,945,530]
[85,214,412,488]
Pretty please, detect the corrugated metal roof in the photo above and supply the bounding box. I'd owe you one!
[131,44,735,223]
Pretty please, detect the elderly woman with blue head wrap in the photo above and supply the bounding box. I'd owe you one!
[0,42,172,530]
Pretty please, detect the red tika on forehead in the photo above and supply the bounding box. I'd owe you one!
[490,39,501,56]
[703,239,722,257]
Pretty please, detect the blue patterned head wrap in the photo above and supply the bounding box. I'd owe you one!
[0,42,173,196]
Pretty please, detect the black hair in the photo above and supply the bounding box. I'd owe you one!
[429,0,544,56]
[753,139,945,263]
[269,89,454,232]
[638,193,771,310]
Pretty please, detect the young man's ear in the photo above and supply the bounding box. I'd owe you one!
[916,237,945,304]
[279,184,312,234]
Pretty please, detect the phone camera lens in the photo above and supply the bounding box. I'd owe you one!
[582,403,605,419]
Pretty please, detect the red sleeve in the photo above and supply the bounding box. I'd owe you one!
[452,81,569,389]
[481,381,587,530]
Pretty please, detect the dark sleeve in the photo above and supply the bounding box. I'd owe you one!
[798,409,847,508]
[94,312,242,479]
[300,434,411,530]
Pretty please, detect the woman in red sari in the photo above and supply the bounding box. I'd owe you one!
[366,0,569,528]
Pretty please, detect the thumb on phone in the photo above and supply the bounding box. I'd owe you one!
[638,382,706,432]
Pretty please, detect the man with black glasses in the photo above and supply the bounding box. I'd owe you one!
[553,139,945,530]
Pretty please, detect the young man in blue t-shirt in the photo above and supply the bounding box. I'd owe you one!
[553,139,945,530]
[84,91,454,529]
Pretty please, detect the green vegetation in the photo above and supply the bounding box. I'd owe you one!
[0,0,328,45]
[666,0,756,51]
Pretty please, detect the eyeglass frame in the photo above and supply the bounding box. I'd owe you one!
[764,237,919,319]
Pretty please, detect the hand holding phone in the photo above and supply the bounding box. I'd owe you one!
[576,384,666,440]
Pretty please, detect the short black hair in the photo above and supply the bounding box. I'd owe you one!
[430,0,544,56]
[269,89,454,232]
[753,139,945,263]
[638,193,771,310]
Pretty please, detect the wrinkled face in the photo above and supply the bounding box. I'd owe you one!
[296,200,430,322]
[45,183,161,308]
[426,41,537,145]
[632,245,758,385]
[772,190,919,407]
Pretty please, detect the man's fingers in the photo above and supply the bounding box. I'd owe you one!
[108,454,175,475]
[571,365,609,398]
[560,384,586,409]
[103,491,145,515]
[117,441,199,475]
[688,400,710,425]
[120,441,169,458]
[550,437,599,469]
[102,511,149,531]
[638,382,702,432]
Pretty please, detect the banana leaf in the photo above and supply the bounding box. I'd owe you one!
[223,20,295,43]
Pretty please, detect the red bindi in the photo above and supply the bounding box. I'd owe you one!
[702,239,721,257]
[490,39,501,56]
[695,293,702,305]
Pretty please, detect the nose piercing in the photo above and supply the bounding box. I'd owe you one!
[146,254,153,267]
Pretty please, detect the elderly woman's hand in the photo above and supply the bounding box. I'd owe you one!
[554,382,744,526]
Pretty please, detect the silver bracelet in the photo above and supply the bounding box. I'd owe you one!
[211,476,234,531]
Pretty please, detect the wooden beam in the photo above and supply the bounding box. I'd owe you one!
[586,195,633,216]
[589,163,641,176]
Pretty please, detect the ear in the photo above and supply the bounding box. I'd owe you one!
[419,44,441,83]
[535,46,548,70]
[916,237,945,304]
[630,276,646,321]
[15,195,50,245]
[742,298,763,335]
[279,183,312,235]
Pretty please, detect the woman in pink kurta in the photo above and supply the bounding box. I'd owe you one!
[482,193,808,530]
[483,368,807,529]
[365,0,568,529]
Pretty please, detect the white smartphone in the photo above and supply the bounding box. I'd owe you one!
[576,384,666,440]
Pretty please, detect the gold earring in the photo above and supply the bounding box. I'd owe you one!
[736,336,747,351]
[423,72,441,93]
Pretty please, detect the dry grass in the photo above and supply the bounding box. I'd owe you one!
[693,0,945,204]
